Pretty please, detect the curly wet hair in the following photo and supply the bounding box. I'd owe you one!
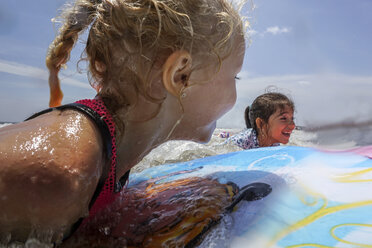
[46,0,245,135]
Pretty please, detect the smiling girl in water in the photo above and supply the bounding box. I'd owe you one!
[0,0,246,245]
[224,92,296,149]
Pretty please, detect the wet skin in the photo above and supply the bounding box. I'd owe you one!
[0,110,104,241]
[170,37,246,143]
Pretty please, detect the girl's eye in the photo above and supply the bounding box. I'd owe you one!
[280,116,295,124]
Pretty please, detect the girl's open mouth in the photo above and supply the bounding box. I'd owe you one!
[282,131,291,137]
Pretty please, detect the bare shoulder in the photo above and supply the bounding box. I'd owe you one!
[0,109,104,177]
[0,109,105,241]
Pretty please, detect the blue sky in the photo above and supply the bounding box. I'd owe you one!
[0,0,371,128]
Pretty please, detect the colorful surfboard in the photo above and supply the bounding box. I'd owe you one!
[69,145,372,248]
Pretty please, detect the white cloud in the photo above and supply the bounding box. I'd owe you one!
[247,29,258,36]
[265,26,291,35]
[297,80,311,85]
[248,26,291,38]
[0,59,90,89]
[0,59,45,80]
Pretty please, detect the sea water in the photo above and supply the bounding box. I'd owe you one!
[0,122,371,247]
[1,122,370,171]
[133,125,372,173]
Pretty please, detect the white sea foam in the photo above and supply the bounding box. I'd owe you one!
[0,123,12,129]
[133,126,369,173]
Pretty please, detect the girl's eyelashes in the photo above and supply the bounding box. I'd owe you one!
[280,115,295,124]
[234,76,241,80]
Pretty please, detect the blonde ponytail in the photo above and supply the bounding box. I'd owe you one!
[46,0,98,107]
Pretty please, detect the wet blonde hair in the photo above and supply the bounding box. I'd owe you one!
[46,0,244,135]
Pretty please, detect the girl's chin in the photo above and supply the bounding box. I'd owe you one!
[194,122,216,144]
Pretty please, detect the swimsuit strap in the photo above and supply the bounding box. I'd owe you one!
[75,99,118,217]
[26,102,112,159]
[26,101,116,213]
[26,99,130,239]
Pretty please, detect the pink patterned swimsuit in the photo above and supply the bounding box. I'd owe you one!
[75,99,119,216]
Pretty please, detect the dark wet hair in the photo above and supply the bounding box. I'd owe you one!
[245,92,295,131]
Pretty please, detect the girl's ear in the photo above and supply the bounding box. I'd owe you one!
[255,117,264,130]
[162,50,192,97]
